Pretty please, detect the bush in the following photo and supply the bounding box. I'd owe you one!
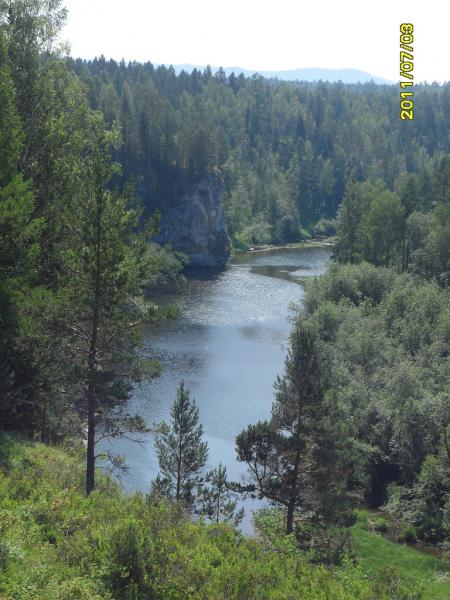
[409,455,449,545]
[300,226,312,240]
[355,510,370,530]
[314,218,337,237]
[303,525,353,566]
[2,436,415,600]
[400,525,417,544]
[374,517,389,533]
[232,234,250,252]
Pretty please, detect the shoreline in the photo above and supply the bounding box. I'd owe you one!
[233,237,335,256]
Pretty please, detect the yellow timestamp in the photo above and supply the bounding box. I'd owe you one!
[400,23,414,120]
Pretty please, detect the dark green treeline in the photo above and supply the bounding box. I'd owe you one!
[70,57,450,246]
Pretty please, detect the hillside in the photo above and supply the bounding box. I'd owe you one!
[71,57,449,248]
[1,434,448,600]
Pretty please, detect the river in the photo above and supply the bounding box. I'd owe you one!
[103,244,331,531]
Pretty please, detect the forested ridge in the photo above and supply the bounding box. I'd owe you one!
[1,1,450,598]
[71,57,449,245]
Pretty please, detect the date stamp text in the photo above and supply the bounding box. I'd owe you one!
[400,23,414,120]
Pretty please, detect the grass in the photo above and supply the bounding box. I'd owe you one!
[1,435,449,599]
[291,274,318,286]
[352,511,450,600]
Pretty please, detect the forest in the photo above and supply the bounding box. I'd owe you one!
[0,1,449,599]
[71,56,449,246]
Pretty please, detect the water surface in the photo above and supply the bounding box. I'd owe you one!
[104,245,331,530]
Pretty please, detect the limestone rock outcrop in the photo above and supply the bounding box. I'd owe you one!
[155,174,231,267]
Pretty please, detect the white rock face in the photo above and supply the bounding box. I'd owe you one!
[155,173,231,267]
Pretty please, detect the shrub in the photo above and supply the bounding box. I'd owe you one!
[400,525,417,544]
[374,517,389,533]
[0,435,436,600]
[355,510,370,530]
[300,226,312,240]
[314,218,337,237]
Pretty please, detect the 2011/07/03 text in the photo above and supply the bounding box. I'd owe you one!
[400,23,414,120]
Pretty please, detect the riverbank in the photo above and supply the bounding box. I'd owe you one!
[232,237,335,257]
[361,509,449,562]
[353,511,449,599]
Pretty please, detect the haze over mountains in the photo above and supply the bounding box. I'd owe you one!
[169,64,393,84]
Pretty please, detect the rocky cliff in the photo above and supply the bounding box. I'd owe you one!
[155,174,231,268]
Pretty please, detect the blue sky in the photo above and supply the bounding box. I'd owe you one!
[61,0,449,83]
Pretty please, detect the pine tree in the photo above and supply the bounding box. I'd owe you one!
[360,190,405,267]
[54,114,164,494]
[198,462,244,525]
[236,323,352,535]
[334,182,370,263]
[0,28,21,186]
[1,0,69,199]
[0,176,45,431]
[0,27,44,431]
[152,382,208,507]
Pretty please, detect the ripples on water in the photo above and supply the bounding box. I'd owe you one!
[102,245,331,532]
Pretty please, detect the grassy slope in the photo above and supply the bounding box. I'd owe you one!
[352,517,450,600]
[1,434,449,599]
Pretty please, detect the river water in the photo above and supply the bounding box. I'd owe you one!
[105,245,331,531]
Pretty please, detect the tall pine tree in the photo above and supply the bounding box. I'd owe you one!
[152,382,208,507]
[198,462,244,525]
[55,115,164,494]
[236,322,352,535]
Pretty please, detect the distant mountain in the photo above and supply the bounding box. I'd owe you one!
[169,64,393,84]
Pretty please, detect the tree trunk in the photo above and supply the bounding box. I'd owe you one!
[286,499,296,534]
[85,189,102,495]
[40,397,47,443]
[85,378,96,495]
[85,314,99,495]
[286,444,301,534]
[176,433,183,501]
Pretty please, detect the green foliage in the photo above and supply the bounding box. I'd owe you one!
[69,58,450,244]
[0,28,22,186]
[1,1,449,594]
[236,322,354,549]
[374,517,389,533]
[1,434,429,600]
[361,189,405,266]
[335,157,450,285]
[299,226,312,240]
[0,176,41,280]
[410,202,450,286]
[402,525,418,544]
[352,514,449,600]
[335,181,405,267]
[314,217,337,237]
[152,382,208,507]
[0,0,184,481]
[408,455,450,544]
[385,481,443,547]
[301,262,450,544]
[443,495,450,548]
[49,112,180,493]
[0,176,45,432]
[198,462,244,526]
